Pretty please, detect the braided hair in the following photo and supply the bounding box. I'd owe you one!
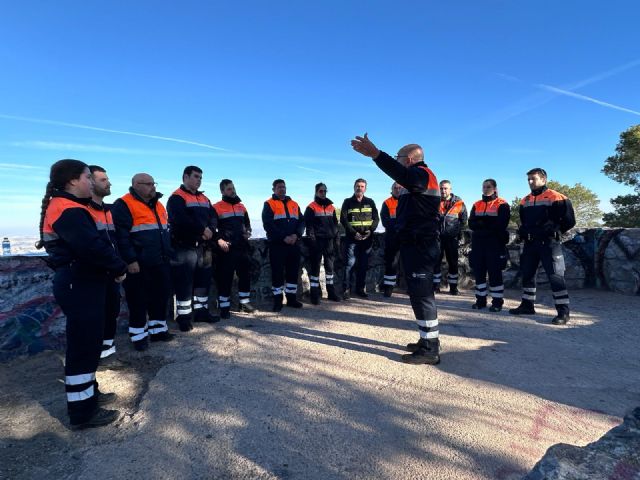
[36,159,88,249]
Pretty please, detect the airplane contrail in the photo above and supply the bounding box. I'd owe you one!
[536,84,640,116]
[0,113,229,151]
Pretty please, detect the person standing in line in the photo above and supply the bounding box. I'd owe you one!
[434,180,467,295]
[37,159,127,428]
[468,179,510,312]
[167,166,219,332]
[509,168,576,325]
[380,182,403,297]
[304,182,341,304]
[112,173,175,351]
[351,135,441,365]
[340,179,379,299]
[213,179,256,319]
[262,179,305,312]
[87,165,123,365]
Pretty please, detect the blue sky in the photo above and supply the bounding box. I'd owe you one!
[1,1,639,236]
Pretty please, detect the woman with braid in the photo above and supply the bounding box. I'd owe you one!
[36,159,127,429]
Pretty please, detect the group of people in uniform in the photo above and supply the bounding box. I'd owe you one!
[36,134,575,429]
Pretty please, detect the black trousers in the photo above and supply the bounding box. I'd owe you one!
[400,237,440,341]
[269,242,300,296]
[53,267,105,424]
[520,239,570,315]
[101,281,121,358]
[434,234,459,286]
[383,233,400,287]
[216,245,251,308]
[343,236,372,292]
[308,237,336,289]
[170,245,212,317]
[123,262,171,342]
[470,237,506,307]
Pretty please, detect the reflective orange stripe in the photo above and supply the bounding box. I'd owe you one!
[87,205,115,231]
[473,197,507,216]
[121,193,168,231]
[384,197,398,218]
[43,197,90,241]
[440,199,465,217]
[520,189,567,208]
[307,201,335,217]
[213,200,247,219]
[417,166,440,197]
[171,188,212,208]
[266,198,300,219]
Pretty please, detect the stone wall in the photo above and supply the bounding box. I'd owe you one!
[1,228,639,361]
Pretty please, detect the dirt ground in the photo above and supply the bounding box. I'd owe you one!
[1,288,639,479]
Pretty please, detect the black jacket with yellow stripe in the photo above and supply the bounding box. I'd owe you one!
[340,195,379,240]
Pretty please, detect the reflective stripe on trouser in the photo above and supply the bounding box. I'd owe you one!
[129,324,149,342]
[101,338,116,359]
[148,320,168,335]
[123,263,171,341]
[447,273,458,285]
[170,245,212,314]
[383,233,400,284]
[216,245,252,302]
[520,239,569,314]
[65,372,96,402]
[433,272,442,285]
[176,299,192,316]
[400,239,440,341]
[475,282,488,297]
[193,295,208,310]
[218,295,231,308]
[272,285,284,295]
[309,275,320,288]
[435,234,459,285]
[238,292,251,304]
[383,275,397,286]
[269,242,301,297]
[470,238,506,307]
[53,267,103,423]
[308,237,336,288]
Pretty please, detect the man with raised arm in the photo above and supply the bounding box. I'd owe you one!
[351,134,441,365]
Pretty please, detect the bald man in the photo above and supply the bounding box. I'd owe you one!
[112,173,175,351]
[351,135,441,365]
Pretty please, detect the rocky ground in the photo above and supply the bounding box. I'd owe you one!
[1,288,639,480]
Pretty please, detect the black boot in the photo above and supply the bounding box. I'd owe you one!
[326,284,340,302]
[406,337,426,353]
[342,288,351,300]
[490,300,504,313]
[133,337,149,351]
[402,339,440,365]
[383,285,394,298]
[286,293,303,308]
[273,294,283,312]
[310,287,321,305]
[70,408,120,430]
[175,314,193,332]
[509,300,536,315]
[449,285,459,296]
[471,300,487,310]
[552,312,570,325]
[220,306,231,319]
[150,331,175,342]
[433,285,441,294]
[194,308,221,324]
[240,302,256,313]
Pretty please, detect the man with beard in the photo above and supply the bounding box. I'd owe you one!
[213,179,255,319]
